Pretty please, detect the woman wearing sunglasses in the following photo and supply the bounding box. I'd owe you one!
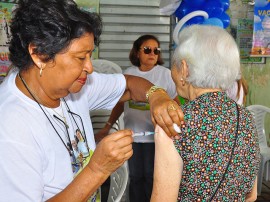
[0,1,184,201]
[95,34,179,202]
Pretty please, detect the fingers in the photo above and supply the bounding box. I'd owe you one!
[122,146,133,161]
[150,96,184,137]
[152,103,177,137]
[108,129,133,141]
[103,129,133,160]
[89,130,133,175]
[147,88,185,136]
[105,143,132,168]
[168,101,184,126]
[153,113,172,136]
[101,130,132,152]
[114,135,133,152]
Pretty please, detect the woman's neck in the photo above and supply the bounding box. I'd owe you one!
[188,86,222,101]
[16,71,60,108]
[139,64,155,72]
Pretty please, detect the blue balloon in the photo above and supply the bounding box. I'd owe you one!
[203,18,224,28]
[186,16,205,26]
[221,0,230,11]
[202,0,224,18]
[174,1,197,19]
[255,0,269,7]
[183,0,207,7]
[218,12,230,28]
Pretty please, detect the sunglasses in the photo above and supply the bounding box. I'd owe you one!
[141,46,161,55]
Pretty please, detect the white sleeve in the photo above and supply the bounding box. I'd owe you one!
[166,76,178,99]
[85,72,126,110]
[164,69,178,99]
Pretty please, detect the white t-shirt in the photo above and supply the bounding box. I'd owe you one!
[123,65,177,133]
[0,69,126,201]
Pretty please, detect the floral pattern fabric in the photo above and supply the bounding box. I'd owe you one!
[174,92,260,202]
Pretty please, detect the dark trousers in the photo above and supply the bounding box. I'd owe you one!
[128,143,155,202]
[101,176,110,202]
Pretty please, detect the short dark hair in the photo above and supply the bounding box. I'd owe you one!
[129,34,164,67]
[9,0,102,71]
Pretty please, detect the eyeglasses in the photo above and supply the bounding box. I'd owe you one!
[54,99,90,170]
[141,46,161,55]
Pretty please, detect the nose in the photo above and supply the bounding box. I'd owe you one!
[149,50,155,55]
[83,57,94,74]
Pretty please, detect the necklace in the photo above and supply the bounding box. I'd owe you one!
[18,73,72,156]
[17,73,69,128]
[51,100,69,128]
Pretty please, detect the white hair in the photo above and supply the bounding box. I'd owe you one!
[173,25,240,90]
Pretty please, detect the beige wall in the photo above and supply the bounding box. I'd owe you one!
[243,59,270,144]
[243,60,270,107]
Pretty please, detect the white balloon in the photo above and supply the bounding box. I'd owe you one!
[160,0,182,15]
[173,10,209,45]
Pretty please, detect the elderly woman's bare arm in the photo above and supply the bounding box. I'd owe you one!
[245,177,258,202]
[151,125,183,202]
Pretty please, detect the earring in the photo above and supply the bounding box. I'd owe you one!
[180,78,185,86]
[39,64,45,77]
[39,66,43,77]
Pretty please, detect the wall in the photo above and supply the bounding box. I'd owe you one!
[230,0,270,142]
[99,0,171,70]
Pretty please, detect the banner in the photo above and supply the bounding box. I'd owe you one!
[250,0,270,57]
[75,0,100,60]
[0,2,17,83]
[237,19,265,63]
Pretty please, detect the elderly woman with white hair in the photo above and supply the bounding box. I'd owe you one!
[151,25,260,202]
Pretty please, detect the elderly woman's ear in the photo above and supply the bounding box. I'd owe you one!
[180,59,189,80]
